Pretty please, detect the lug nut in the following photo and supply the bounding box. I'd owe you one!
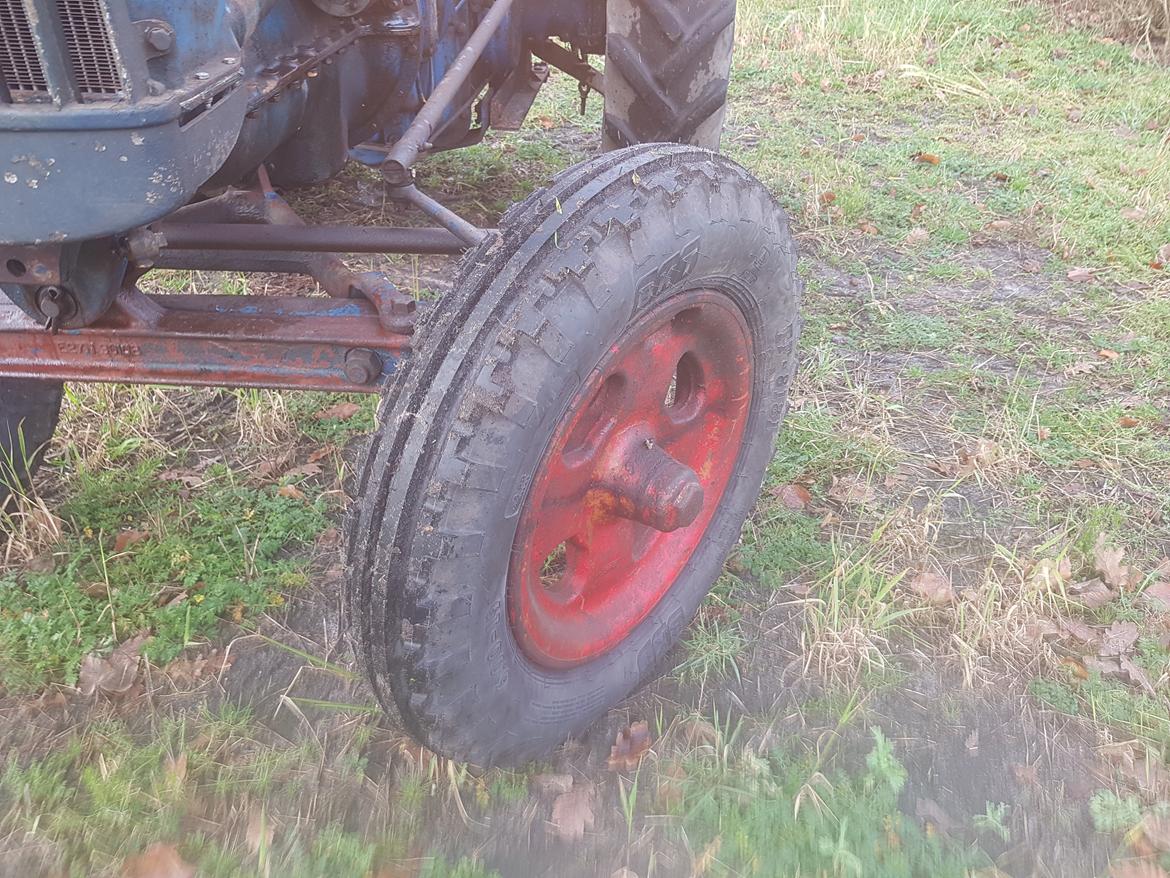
[344,348,383,385]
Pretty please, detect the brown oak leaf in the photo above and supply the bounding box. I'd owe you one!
[608,721,652,770]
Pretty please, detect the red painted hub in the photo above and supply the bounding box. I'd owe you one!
[508,291,754,668]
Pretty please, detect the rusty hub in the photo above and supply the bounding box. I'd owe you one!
[508,290,754,668]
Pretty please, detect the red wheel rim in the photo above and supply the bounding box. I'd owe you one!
[507,291,754,668]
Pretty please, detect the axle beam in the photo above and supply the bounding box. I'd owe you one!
[0,288,411,393]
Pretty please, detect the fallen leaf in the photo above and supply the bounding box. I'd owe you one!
[908,569,954,606]
[314,401,361,421]
[655,760,688,810]
[1065,359,1102,376]
[550,783,595,842]
[307,444,338,463]
[121,843,195,878]
[819,191,837,206]
[1068,578,1115,609]
[1158,244,1170,265]
[277,484,308,502]
[904,227,930,246]
[1098,348,1121,361]
[990,171,1010,182]
[1142,581,1170,611]
[1096,538,1138,589]
[1037,426,1051,441]
[1122,208,1148,221]
[114,530,149,553]
[1100,620,1140,657]
[986,219,1014,231]
[1119,416,1141,428]
[773,483,812,511]
[1083,654,1155,694]
[1028,557,1074,592]
[828,475,876,505]
[1066,107,1084,122]
[910,203,926,220]
[858,220,879,235]
[80,631,150,698]
[912,151,940,165]
[678,717,720,748]
[1067,267,1096,282]
[608,721,652,770]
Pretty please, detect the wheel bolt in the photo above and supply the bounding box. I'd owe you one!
[344,348,383,385]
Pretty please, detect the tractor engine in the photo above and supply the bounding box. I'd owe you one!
[0,0,603,326]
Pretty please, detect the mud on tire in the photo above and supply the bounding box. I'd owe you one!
[347,145,799,766]
[603,0,737,150]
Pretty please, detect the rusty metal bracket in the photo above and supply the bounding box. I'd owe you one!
[0,286,411,392]
[531,40,605,99]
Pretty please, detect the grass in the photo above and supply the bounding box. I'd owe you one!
[3,0,1170,875]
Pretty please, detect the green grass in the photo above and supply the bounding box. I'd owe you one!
[0,455,327,688]
[677,727,986,876]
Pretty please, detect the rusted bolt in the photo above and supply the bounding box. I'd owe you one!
[344,349,383,385]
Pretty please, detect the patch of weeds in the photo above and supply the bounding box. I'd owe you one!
[284,392,376,443]
[0,459,327,687]
[1029,677,1081,715]
[738,506,833,584]
[679,727,986,876]
[973,802,1012,843]
[1089,789,1143,834]
[675,600,745,687]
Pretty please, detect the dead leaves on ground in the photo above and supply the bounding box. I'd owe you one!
[79,631,150,699]
[608,721,652,771]
[548,780,596,842]
[928,438,1003,479]
[313,401,361,421]
[907,569,955,606]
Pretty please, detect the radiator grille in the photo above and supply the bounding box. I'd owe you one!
[57,0,123,97]
[0,0,49,98]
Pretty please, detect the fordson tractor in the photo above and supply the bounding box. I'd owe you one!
[0,0,800,765]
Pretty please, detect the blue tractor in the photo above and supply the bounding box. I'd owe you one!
[0,0,799,764]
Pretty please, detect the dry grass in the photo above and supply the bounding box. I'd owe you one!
[1043,0,1169,43]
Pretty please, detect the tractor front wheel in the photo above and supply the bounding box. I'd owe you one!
[347,144,800,765]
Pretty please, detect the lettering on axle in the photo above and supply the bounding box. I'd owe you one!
[54,340,143,359]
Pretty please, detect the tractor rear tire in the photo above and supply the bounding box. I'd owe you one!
[602,0,737,150]
[0,379,63,507]
[347,144,799,766]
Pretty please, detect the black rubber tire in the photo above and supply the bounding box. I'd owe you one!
[602,0,737,150]
[347,144,800,766]
[0,379,62,507]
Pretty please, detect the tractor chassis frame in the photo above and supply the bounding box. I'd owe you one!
[0,0,600,395]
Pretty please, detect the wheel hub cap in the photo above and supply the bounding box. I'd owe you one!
[507,291,754,668]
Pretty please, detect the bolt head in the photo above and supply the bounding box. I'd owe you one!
[145,27,173,52]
